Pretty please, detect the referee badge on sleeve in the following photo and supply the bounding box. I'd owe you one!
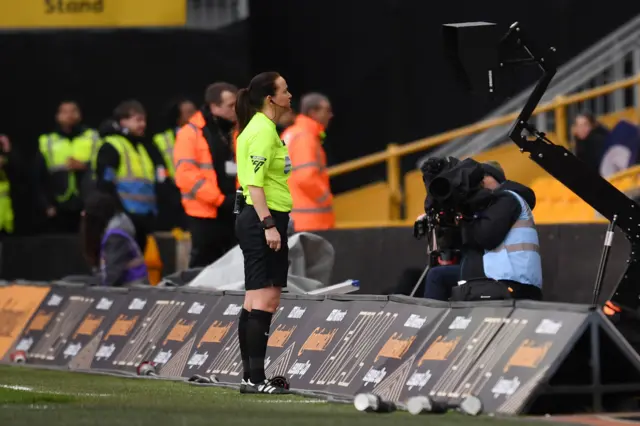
[251,155,266,173]
[284,156,291,174]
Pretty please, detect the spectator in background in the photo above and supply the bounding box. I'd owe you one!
[281,93,335,232]
[572,112,609,173]
[81,192,148,287]
[153,98,197,179]
[35,101,100,233]
[94,100,161,252]
[0,135,16,237]
[174,82,239,268]
[149,99,197,231]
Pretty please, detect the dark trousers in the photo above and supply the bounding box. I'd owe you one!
[47,209,81,234]
[423,265,461,301]
[129,213,155,254]
[188,216,237,268]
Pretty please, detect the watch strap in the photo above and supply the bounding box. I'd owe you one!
[261,216,276,230]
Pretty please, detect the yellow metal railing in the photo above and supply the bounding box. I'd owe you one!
[328,74,640,221]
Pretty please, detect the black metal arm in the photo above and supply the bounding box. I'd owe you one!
[504,22,640,314]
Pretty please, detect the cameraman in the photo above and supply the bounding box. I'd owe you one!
[454,161,543,301]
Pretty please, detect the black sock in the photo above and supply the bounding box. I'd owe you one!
[238,308,251,381]
[247,309,273,384]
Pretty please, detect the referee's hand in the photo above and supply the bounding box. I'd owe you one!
[265,228,281,251]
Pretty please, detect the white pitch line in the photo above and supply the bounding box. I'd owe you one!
[246,399,327,404]
[0,384,111,397]
[0,404,56,410]
[1,385,32,391]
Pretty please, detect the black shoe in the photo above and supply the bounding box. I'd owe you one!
[249,376,291,394]
[240,376,291,395]
[240,378,258,394]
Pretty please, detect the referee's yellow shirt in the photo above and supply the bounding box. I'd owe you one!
[237,112,293,212]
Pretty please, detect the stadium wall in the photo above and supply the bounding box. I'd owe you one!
[0,224,630,305]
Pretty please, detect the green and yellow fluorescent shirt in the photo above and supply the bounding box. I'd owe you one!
[236,112,293,212]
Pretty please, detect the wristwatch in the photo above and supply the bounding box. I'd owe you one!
[260,216,276,230]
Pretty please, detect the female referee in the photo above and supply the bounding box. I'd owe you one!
[234,71,293,394]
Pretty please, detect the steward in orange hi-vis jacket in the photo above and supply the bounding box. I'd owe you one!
[281,93,335,232]
[174,82,239,268]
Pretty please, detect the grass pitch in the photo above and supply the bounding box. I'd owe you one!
[0,365,564,426]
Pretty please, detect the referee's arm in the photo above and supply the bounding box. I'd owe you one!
[244,137,272,220]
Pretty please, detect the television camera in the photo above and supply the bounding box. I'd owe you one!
[414,155,493,240]
[414,157,462,239]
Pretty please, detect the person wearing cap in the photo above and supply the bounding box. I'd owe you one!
[451,160,543,301]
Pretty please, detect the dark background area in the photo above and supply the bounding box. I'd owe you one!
[0,23,250,154]
[250,0,640,192]
[0,0,639,235]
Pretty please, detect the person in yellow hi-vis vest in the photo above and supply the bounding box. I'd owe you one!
[35,100,100,233]
[0,135,15,236]
[149,98,196,232]
[93,100,166,254]
[153,99,197,179]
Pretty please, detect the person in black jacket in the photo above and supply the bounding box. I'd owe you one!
[174,82,239,268]
[455,161,543,301]
[34,101,100,234]
[572,112,609,174]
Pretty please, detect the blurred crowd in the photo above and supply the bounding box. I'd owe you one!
[0,82,337,283]
[571,111,640,178]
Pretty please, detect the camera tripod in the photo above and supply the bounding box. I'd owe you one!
[409,234,437,298]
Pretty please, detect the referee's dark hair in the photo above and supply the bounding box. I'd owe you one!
[236,71,280,132]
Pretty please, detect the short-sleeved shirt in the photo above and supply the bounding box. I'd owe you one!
[237,112,293,212]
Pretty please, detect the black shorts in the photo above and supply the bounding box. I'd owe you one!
[235,205,290,290]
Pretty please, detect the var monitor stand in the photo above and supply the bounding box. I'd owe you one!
[444,21,640,351]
